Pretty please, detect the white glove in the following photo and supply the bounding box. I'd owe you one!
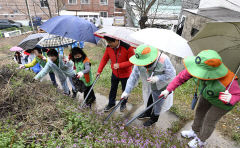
[121,92,129,99]
[19,65,25,69]
[159,90,170,99]
[219,90,232,104]
[42,56,47,61]
[147,76,159,84]
[77,72,84,78]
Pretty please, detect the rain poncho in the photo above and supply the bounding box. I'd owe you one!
[34,55,76,93]
[35,55,75,81]
[124,53,176,115]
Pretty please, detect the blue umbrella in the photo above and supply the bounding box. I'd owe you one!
[40,15,100,44]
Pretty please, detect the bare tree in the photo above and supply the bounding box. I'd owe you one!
[31,0,50,18]
[124,0,157,29]
[125,0,177,28]
[14,3,28,15]
[55,0,66,16]
[45,0,52,18]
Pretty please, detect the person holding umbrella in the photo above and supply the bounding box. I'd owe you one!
[34,49,77,97]
[159,50,240,148]
[19,47,58,87]
[97,36,135,112]
[121,45,176,127]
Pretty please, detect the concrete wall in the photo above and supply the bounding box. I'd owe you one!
[181,10,213,41]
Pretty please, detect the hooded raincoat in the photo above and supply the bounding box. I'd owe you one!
[34,55,76,93]
[124,53,176,115]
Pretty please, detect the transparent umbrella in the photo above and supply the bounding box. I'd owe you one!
[130,28,193,58]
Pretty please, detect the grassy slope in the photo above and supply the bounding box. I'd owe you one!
[0,63,185,147]
[83,44,240,143]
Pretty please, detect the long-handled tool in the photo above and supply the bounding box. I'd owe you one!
[125,96,164,127]
[227,64,240,91]
[103,99,125,123]
[81,75,100,107]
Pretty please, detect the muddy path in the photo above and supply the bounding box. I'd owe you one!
[42,75,239,148]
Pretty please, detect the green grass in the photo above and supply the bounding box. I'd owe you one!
[83,44,240,144]
[170,78,240,144]
[0,63,186,147]
[0,42,239,145]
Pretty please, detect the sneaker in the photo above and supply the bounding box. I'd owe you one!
[120,103,127,112]
[72,90,77,99]
[181,129,197,139]
[53,82,58,88]
[64,91,70,96]
[188,137,206,148]
[104,104,115,112]
[143,115,159,127]
[137,113,151,120]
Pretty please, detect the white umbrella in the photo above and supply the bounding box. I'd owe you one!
[130,28,194,58]
[94,26,142,47]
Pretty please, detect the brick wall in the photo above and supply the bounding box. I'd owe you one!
[64,0,125,17]
[0,0,57,20]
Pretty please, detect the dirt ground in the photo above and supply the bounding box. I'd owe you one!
[0,34,239,147]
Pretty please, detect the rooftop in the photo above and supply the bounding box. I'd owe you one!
[184,7,240,22]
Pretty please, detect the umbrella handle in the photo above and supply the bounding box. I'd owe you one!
[81,75,100,107]
[125,96,164,127]
[150,51,162,77]
[227,64,240,91]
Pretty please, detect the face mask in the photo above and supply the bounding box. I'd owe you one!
[75,58,82,62]
[145,62,154,69]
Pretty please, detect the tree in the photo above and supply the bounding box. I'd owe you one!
[125,0,178,28]
[124,0,157,29]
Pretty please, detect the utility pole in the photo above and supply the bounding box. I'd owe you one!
[25,0,34,32]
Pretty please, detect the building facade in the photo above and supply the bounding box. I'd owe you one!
[64,0,125,17]
[0,0,57,21]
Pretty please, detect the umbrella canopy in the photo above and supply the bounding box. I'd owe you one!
[10,46,23,52]
[188,22,240,81]
[18,33,47,50]
[94,26,141,47]
[40,15,99,44]
[37,34,77,48]
[130,28,193,58]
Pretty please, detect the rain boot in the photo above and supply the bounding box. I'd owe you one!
[143,114,159,127]
[72,90,77,99]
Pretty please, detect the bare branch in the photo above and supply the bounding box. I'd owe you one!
[31,0,50,18]
[144,0,157,16]
[14,2,28,15]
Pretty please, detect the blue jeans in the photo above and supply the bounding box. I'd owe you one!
[49,72,57,86]
[60,77,76,94]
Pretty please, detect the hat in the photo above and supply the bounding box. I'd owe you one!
[183,50,228,80]
[129,45,159,66]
